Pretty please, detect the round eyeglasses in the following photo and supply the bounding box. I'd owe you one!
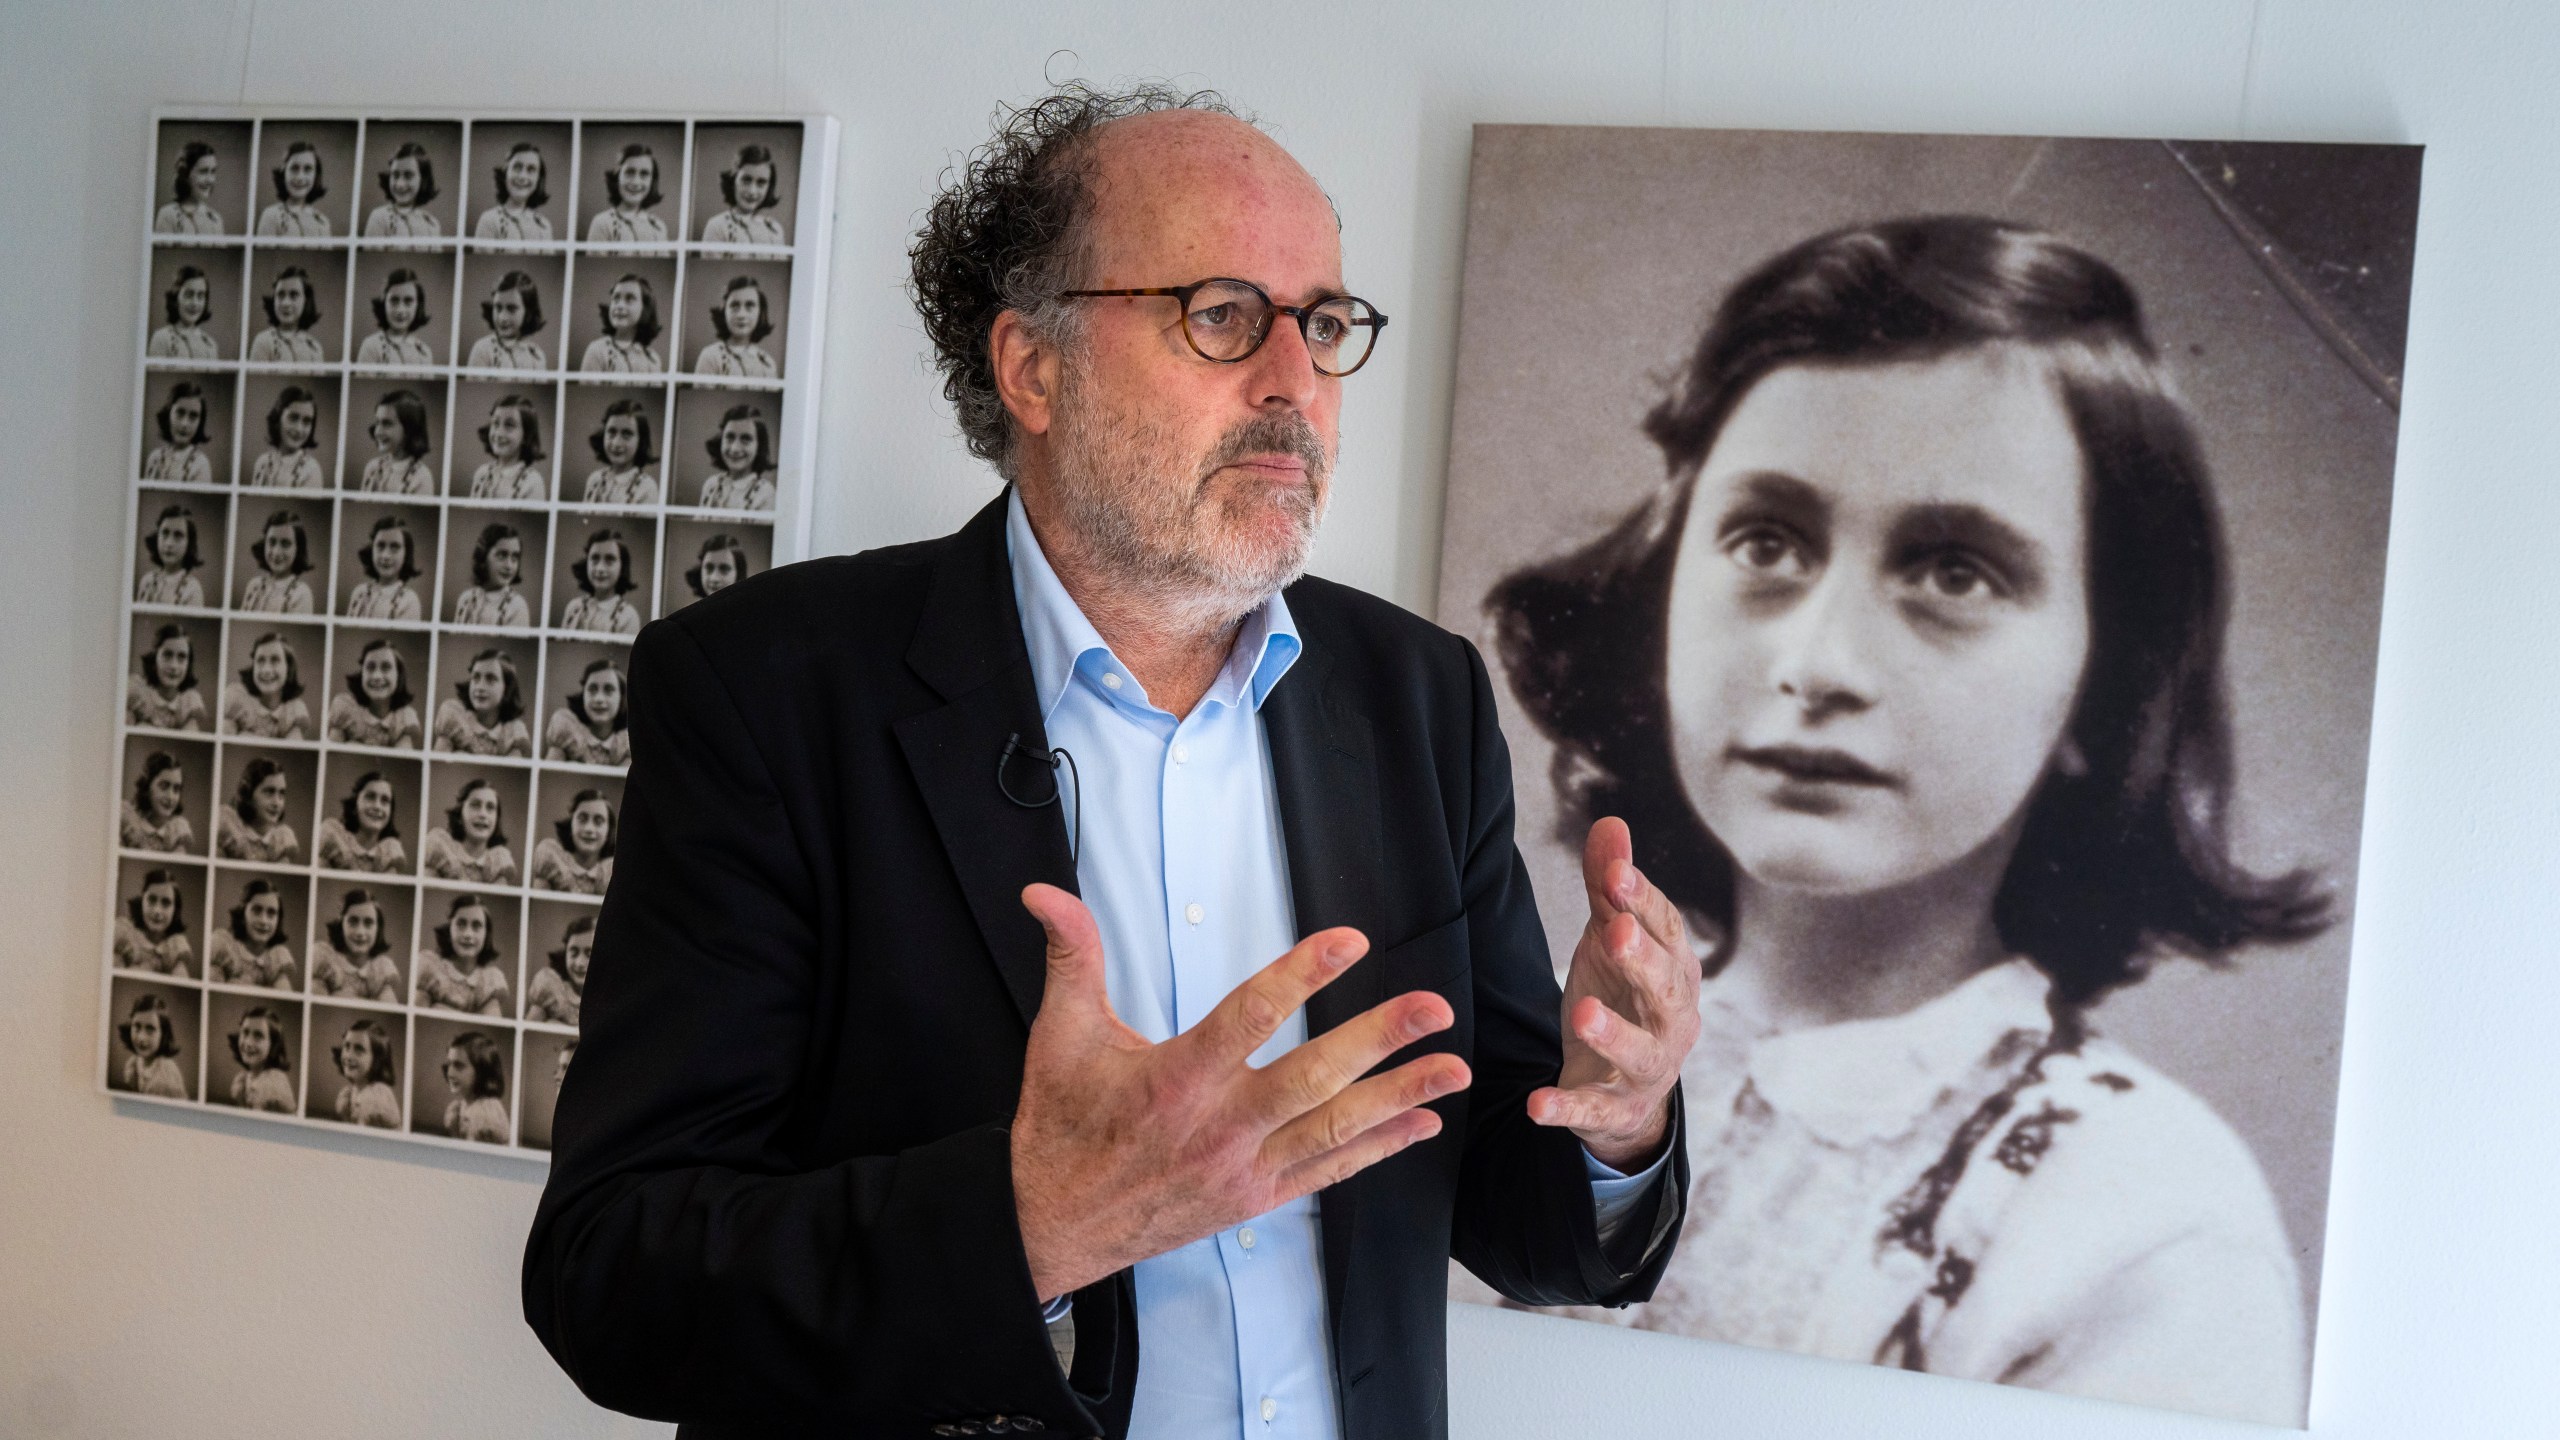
[1059,277,1389,377]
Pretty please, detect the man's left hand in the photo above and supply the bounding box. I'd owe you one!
[1528,816,1702,1171]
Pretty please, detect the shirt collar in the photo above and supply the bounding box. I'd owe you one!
[1004,487,1301,724]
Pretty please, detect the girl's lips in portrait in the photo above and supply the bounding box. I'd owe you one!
[1729,743,1900,788]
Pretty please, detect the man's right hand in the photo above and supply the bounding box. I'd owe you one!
[1009,883,1470,1302]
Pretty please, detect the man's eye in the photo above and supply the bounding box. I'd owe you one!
[1306,314,1347,346]
[1193,303,1237,328]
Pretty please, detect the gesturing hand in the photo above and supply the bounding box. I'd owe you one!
[1009,884,1472,1302]
[1529,817,1701,1171]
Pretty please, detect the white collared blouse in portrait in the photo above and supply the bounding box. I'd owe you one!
[693,340,777,378]
[579,466,659,506]
[256,201,333,238]
[315,817,409,875]
[342,579,423,622]
[363,203,440,239]
[432,700,532,758]
[578,336,662,374]
[134,569,207,608]
[249,449,325,490]
[238,572,316,615]
[701,210,783,247]
[215,809,301,865]
[124,1054,189,1098]
[114,918,196,979]
[558,594,642,635]
[247,328,328,365]
[207,930,296,990]
[309,941,403,1002]
[465,334,549,370]
[355,330,436,368]
[231,1067,296,1112]
[413,949,511,1014]
[154,201,224,235]
[543,709,628,766]
[142,444,212,486]
[126,678,209,732]
[698,469,775,511]
[474,205,553,242]
[118,801,195,855]
[586,209,669,244]
[221,683,312,740]
[420,830,518,886]
[323,695,422,748]
[336,1079,400,1128]
[468,459,546,502]
[357,454,435,495]
[446,1095,511,1143]
[529,837,611,896]
[450,585,530,629]
[148,325,221,361]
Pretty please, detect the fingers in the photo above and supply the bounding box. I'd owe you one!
[1527,1083,1636,1135]
[1580,816,1633,916]
[1564,995,1665,1083]
[1581,816,1690,980]
[1021,883,1107,1019]
[1248,991,1459,1132]
[1274,1104,1445,1201]
[1181,926,1369,1070]
[1262,1050,1468,1172]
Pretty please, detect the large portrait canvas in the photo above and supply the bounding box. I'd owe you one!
[1436,126,2419,1426]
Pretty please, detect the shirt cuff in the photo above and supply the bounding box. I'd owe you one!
[1040,1293,1074,1323]
[1584,1141,1674,1249]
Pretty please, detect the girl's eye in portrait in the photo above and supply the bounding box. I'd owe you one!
[155,518,191,564]
[252,640,291,695]
[154,636,191,686]
[245,891,281,941]
[149,765,185,818]
[601,415,639,464]
[582,669,622,722]
[356,781,395,830]
[361,648,401,699]
[178,276,210,324]
[253,770,289,824]
[141,882,179,932]
[387,157,419,204]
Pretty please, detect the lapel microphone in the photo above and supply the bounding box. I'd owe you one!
[997,732,1080,865]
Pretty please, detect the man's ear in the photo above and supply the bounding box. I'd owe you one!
[989,309,1060,440]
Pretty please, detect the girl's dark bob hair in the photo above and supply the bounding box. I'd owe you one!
[172,141,218,203]
[587,397,658,467]
[1486,214,2330,1006]
[264,265,323,332]
[328,887,394,958]
[140,622,200,693]
[685,533,752,598]
[129,867,189,937]
[338,773,401,842]
[481,270,547,338]
[270,140,327,203]
[709,274,774,343]
[231,754,287,825]
[470,521,525,590]
[266,385,321,447]
[334,1016,398,1085]
[444,779,509,849]
[553,787,618,858]
[720,144,778,212]
[434,891,503,961]
[145,505,203,572]
[371,268,431,334]
[377,142,440,206]
[548,912,597,976]
[156,381,211,446]
[601,143,663,211]
[478,394,547,464]
[455,648,526,724]
[566,657,629,733]
[255,510,314,577]
[358,513,422,583]
[240,631,305,702]
[230,1005,291,1071]
[164,265,212,327]
[597,274,662,347]
[374,389,433,459]
[344,637,412,711]
[131,750,185,817]
[228,876,291,949]
[449,1030,508,1100]
[494,142,551,211]
[572,529,637,597]
[705,404,773,472]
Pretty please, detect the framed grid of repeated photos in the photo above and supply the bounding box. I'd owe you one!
[102,109,839,1157]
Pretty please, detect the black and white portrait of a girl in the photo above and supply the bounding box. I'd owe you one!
[542,648,629,767]
[431,642,534,758]
[576,269,668,375]
[308,882,408,1001]
[315,1008,401,1128]
[528,778,618,895]
[523,905,592,1027]
[360,123,458,240]
[464,266,552,371]
[113,858,204,979]
[458,386,552,502]
[126,615,213,733]
[141,376,229,487]
[688,399,777,511]
[119,735,209,856]
[663,522,765,613]
[417,1018,512,1144]
[351,382,439,495]
[207,994,301,1114]
[412,891,516,1016]
[691,128,795,249]
[219,625,316,740]
[109,981,198,1100]
[691,271,780,378]
[244,378,331,490]
[253,123,353,239]
[354,260,445,368]
[339,508,431,622]
[582,131,676,246]
[246,252,341,365]
[133,497,214,608]
[315,761,417,876]
[323,630,424,750]
[233,504,324,615]
[420,768,525,887]
[147,249,235,361]
[1434,130,2416,1428]
[153,123,244,236]
[213,745,312,864]
[446,515,538,629]
[473,131,562,244]
[574,392,662,505]
[206,872,305,992]
[554,520,650,635]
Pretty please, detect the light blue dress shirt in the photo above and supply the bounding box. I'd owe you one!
[1004,491,1664,1440]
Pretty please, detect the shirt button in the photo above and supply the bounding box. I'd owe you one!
[1171,743,1189,764]
[1238,1227,1256,1250]
[1100,672,1123,690]
[1260,1397,1278,1424]
[1185,903,1204,926]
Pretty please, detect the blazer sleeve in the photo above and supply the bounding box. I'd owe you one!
[521,618,1094,1432]
[1446,636,1688,1307]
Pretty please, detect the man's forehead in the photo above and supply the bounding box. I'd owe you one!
[1083,111,1341,287]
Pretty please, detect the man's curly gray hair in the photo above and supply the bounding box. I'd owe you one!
[907,82,1243,478]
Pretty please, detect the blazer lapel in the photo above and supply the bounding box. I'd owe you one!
[892,492,1078,1030]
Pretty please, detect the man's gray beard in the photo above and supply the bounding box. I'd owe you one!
[1046,375,1333,632]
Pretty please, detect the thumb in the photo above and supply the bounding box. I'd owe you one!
[1021,883,1107,1019]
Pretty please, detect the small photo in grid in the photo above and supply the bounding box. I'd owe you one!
[552,513,655,635]
[207,867,310,993]
[358,120,463,243]
[145,245,243,361]
[663,519,770,614]
[561,380,667,507]
[523,901,594,1030]
[690,124,800,250]
[517,1025,577,1150]
[113,856,207,981]
[241,372,340,491]
[451,378,559,503]
[576,124,685,248]
[218,619,323,741]
[252,120,358,241]
[109,977,201,1101]
[207,991,304,1114]
[308,877,415,1003]
[212,743,317,867]
[126,612,218,734]
[467,121,572,247]
[441,508,546,630]
[431,633,539,760]
[308,1004,404,1128]
[413,887,521,1018]
[419,764,529,889]
[684,257,789,380]
[138,371,234,488]
[671,384,780,511]
[322,626,428,752]
[134,490,225,609]
[344,375,447,497]
[350,248,455,370]
[245,248,349,366]
[412,1013,516,1144]
[314,753,423,879]
[540,638,631,768]
[153,120,251,238]
[230,496,330,617]
[567,255,676,376]
[118,733,213,858]
[528,770,621,897]
[457,250,565,372]
[334,502,437,625]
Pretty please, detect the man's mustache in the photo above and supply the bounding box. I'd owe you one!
[1197,413,1331,488]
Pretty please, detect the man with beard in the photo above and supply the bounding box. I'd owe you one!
[524,85,1700,1440]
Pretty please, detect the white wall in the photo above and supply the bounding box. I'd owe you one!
[3,2,2553,1436]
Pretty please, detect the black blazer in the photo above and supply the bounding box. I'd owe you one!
[522,492,1685,1439]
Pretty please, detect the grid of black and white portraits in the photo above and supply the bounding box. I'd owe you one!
[106,111,830,1156]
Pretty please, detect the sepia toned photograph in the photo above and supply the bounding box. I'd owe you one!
[119,733,214,859]
[411,889,521,1018]
[344,374,447,495]
[449,378,559,503]
[577,123,686,247]
[526,770,620,896]
[357,120,464,243]
[309,877,416,1001]
[440,507,547,629]
[683,256,790,379]
[670,382,780,511]
[333,502,437,624]
[430,632,539,759]
[211,743,317,867]
[1435,126,2420,1427]
[244,247,348,367]
[466,121,572,247]
[661,518,767,613]
[229,497,330,616]
[550,512,655,634]
[689,123,799,250]
[566,254,677,376]
[137,372,235,487]
[410,1012,517,1144]
[218,619,322,741]
[107,977,201,1100]
[251,120,358,242]
[538,638,631,768]
[515,1025,577,1152]
[126,612,218,734]
[145,245,244,362]
[314,755,424,879]
[205,866,309,993]
[240,371,342,490]
[561,380,668,507]
[133,490,225,608]
[521,901,595,1030]
[112,855,207,980]
[350,247,455,370]
[307,1003,405,1128]
[151,120,250,237]
[324,626,428,751]
[205,991,304,1114]
[418,766,530,890]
